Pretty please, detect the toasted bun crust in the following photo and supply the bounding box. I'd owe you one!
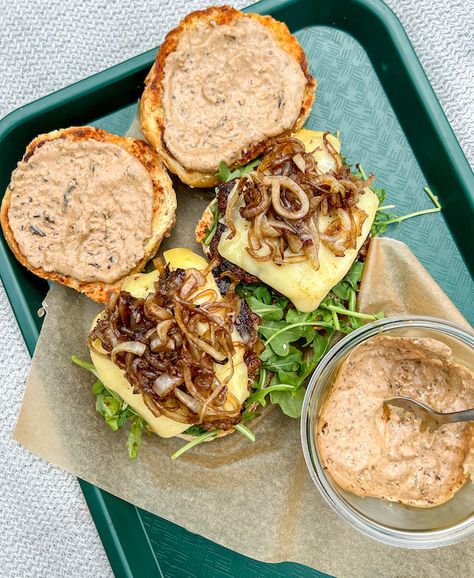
[140,5,316,188]
[195,203,215,245]
[0,126,177,302]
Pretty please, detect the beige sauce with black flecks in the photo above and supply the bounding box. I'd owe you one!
[8,139,153,284]
[317,335,474,507]
[161,17,307,172]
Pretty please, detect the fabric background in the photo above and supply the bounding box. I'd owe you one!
[0,1,472,576]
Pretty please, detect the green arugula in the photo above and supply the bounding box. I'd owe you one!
[202,200,221,247]
[354,165,442,237]
[270,387,306,419]
[241,261,383,419]
[216,158,261,183]
[171,430,219,460]
[72,356,147,459]
[183,424,208,436]
[234,423,256,442]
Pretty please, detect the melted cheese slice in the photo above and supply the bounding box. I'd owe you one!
[218,130,379,313]
[90,248,248,438]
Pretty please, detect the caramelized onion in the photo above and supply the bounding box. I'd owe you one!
[240,186,271,219]
[224,181,240,239]
[293,153,306,173]
[174,305,228,363]
[88,260,258,429]
[156,319,174,342]
[153,374,182,397]
[179,268,207,298]
[265,176,310,220]
[150,336,163,352]
[322,131,343,172]
[111,341,146,361]
[220,134,370,266]
[144,294,172,320]
[175,389,202,414]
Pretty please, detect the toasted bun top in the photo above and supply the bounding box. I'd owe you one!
[140,5,315,188]
[0,126,176,302]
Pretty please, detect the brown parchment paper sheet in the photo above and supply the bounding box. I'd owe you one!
[12,115,473,577]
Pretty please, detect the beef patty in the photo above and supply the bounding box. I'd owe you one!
[208,179,261,284]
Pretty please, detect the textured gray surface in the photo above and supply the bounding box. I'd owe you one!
[0,1,472,577]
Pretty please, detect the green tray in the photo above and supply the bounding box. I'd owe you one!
[1,0,473,576]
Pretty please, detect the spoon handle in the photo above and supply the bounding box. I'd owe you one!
[439,408,474,425]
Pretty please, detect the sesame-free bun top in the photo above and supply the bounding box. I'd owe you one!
[140,5,316,188]
[0,126,176,302]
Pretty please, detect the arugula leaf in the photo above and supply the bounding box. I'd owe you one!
[247,383,295,407]
[270,386,306,418]
[240,158,262,176]
[238,285,284,320]
[260,318,334,355]
[234,423,256,442]
[319,299,383,322]
[217,161,232,182]
[142,259,157,273]
[310,331,334,367]
[92,379,105,395]
[202,200,221,247]
[71,355,98,378]
[171,430,219,460]
[184,425,208,437]
[277,370,300,387]
[127,417,146,460]
[216,158,261,183]
[261,346,302,372]
[329,280,351,301]
[356,165,442,237]
[72,356,148,459]
[344,261,364,291]
[241,259,385,420]
[241,409,260,423]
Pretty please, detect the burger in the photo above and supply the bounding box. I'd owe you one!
[84,248,262,457]
[195,128,379,312]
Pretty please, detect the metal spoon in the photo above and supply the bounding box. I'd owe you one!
[384,396,474,432]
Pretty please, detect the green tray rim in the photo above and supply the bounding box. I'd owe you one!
[1,0,473,576]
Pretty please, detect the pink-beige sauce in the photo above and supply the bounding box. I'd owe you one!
[161,17,307,172]
[317,335,474,507]
[8,139,154,284]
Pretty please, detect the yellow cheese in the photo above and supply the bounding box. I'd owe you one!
[91,344,189,438]
[90,248,248,438]
[295,128,341,174]
[218,130,379,313]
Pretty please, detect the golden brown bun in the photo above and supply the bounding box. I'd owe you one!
[0,126,177,302]
[194,203,215,245]
[140,5,316,188]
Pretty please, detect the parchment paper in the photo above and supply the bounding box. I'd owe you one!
[12,136,473,578]
[358,237,469,327]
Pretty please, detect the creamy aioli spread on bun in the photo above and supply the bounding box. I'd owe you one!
[8,139,153,284]
[161,17,307,172]
[140,6,315,187]
[1,126,177,302]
